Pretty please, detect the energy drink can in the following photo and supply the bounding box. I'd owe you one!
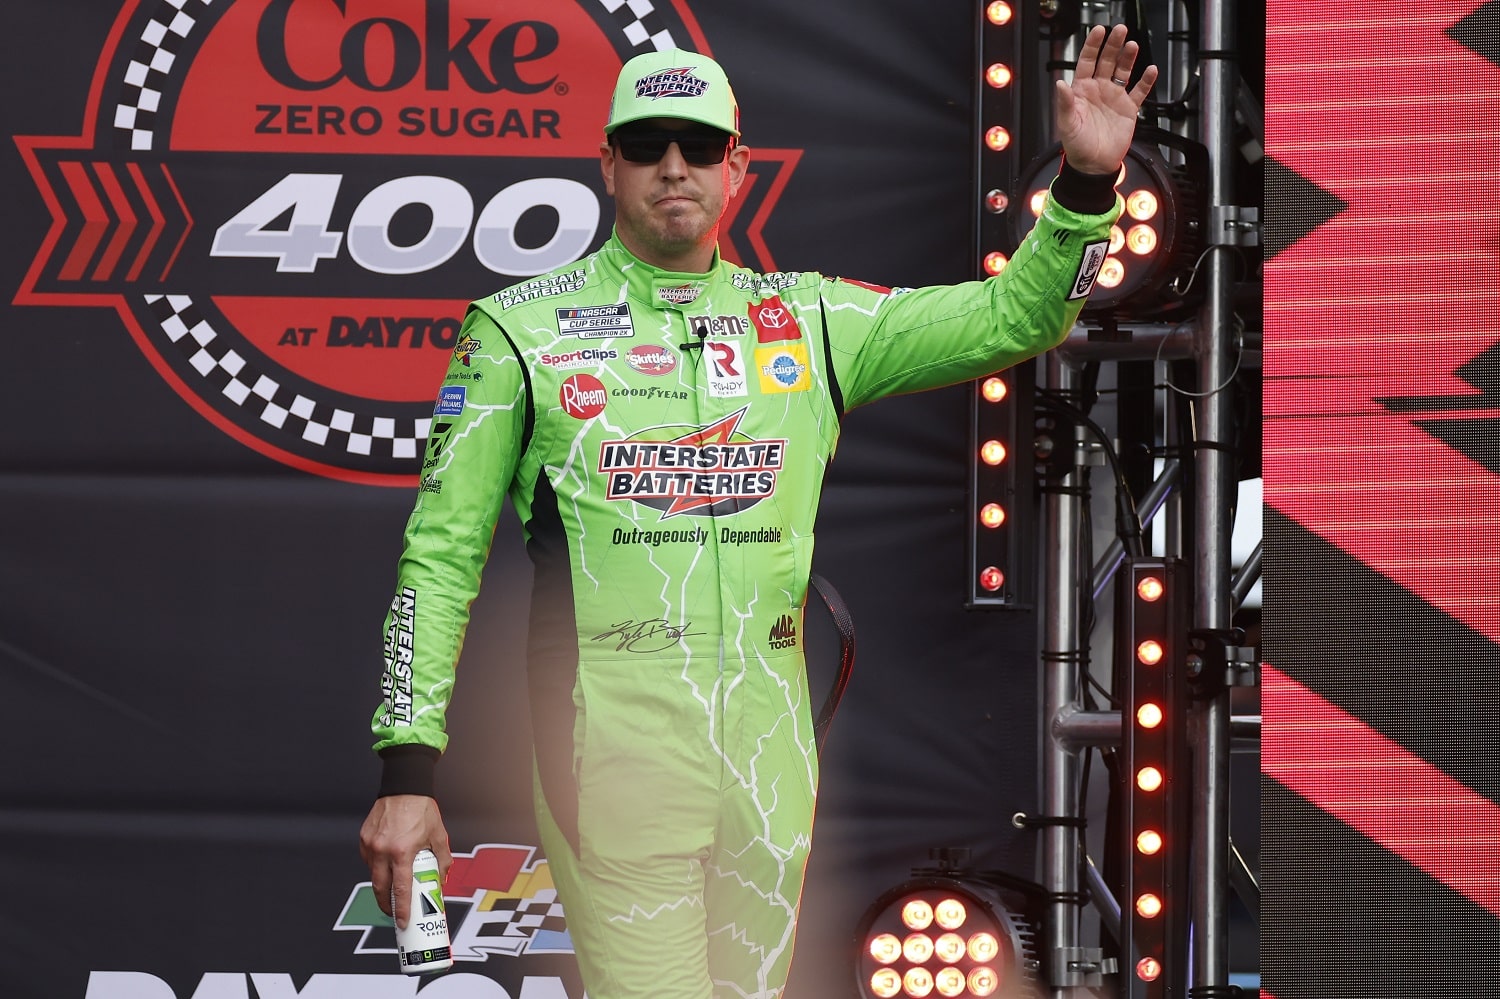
[394,848,453,975]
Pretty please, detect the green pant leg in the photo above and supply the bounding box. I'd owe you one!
[535,662,726,999]
[704,660,819,998]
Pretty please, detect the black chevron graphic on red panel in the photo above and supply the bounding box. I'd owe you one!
[1261,780,1500,999]
[1264,507,1500,803]
[1262,156,1347,261]
[1378,341,1500,474]
[1264,0,1500,994]
[1446,0,1500,68]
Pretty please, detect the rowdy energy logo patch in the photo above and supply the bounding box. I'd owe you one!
[597,407,784,519]
[15,0,800,485]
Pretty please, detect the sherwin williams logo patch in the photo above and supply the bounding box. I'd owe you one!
[560,373,607,419]
[626,344,677,376]
[756,343,810,393]
[16,1,800,485]
[635,67,710,100]
[435,386,466,415]
[597,407,784,519]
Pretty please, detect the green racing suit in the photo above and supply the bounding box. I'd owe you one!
[372,170,1119,999]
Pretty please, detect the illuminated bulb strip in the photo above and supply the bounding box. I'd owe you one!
[985,1,1013,25]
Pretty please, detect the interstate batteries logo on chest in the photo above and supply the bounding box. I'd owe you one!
[598,407,783,519]
[16,0,799,485]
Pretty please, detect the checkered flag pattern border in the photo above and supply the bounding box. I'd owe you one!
[594,0,678,52]
[113,0,213,151]
[474,892,569,938]
[144,294,430,460]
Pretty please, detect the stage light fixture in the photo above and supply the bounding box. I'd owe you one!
[1008,128,1208,320]
[854,876,1040,999]
[967,362,1035,608]
[1118,557,1190,998]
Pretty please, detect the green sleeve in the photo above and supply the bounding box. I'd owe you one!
[824,185,1119,410]
[370,307,529,756]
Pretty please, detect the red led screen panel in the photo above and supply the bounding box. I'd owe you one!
[1262,2,1500,997]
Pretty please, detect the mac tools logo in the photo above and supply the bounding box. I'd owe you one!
[15,0,802,485]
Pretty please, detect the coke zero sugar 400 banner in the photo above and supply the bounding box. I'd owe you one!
[4,2,1047,997]
[16,0,800,483]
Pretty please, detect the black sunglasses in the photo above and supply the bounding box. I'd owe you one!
[613,128,734,166]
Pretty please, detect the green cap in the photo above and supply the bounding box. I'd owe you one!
[605,49,740,137]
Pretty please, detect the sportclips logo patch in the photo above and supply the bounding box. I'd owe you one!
[598,407,784,519]
[15,0,801,485]
[336,843,574,962]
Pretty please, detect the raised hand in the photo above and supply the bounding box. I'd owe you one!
[1053,24,1159,175]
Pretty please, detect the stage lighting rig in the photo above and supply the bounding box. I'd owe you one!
[855,867,1044,999]
[1117,557,1191,998]
[1010,128,1209,321]
[967,362,1035,608]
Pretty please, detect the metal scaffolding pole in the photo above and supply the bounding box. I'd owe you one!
[1039,353,1091,997]
[1192,0,1239,991]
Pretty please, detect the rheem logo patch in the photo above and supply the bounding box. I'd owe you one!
[561,373,607,419]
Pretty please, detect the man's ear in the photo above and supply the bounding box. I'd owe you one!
[726,143,750,199]
[600,140,617,197]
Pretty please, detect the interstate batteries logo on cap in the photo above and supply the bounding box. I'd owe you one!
[15,0,801,485]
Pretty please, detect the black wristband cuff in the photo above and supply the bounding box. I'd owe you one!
[377,744,440,798]
[1052,159,1120,216]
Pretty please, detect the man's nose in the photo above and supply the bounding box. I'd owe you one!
[657,141,690,176]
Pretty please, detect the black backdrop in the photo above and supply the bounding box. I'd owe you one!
[0,3,1044,997]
